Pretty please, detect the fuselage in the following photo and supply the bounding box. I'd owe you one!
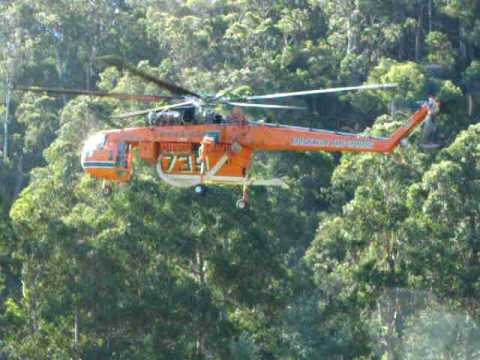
[81,101,435,185]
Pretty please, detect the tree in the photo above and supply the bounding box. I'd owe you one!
[405,123,480,359]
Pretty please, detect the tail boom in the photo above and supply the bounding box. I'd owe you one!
[246,99,438,154]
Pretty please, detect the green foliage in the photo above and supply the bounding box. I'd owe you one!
[464,60,480,91]
[0,0,479,358]
[425,31,456,68]
[402,302,480,359]
[374,59,427,104]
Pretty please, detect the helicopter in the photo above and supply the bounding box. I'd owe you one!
[17,57,439,209]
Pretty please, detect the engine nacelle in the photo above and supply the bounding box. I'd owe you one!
[147,110,182,125]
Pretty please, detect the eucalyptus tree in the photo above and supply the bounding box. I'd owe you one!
[404,123,480,359]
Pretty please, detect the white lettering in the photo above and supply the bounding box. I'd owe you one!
[292,137,374,149]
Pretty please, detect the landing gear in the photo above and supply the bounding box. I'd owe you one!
[102,182,113,196]
[236,181,250,210]
[236,199,248,209]
[193,184,207,196]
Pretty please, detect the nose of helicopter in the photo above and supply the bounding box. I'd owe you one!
[80,133,108,170]
[79,133,131,182]
[80,145,88,169]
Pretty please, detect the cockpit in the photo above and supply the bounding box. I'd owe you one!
[81,133,106,167]
[80,132,132,182]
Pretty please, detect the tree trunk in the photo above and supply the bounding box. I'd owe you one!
[428,0,432,33]
[347,8,360,55]
[86,62,91,91]
[3,90,9,163]
[467,94,474,117]
[55,46,68,106]
[74,306,80,346]
[383,290,400,360]
[87,44,97,90]
[13,154,24,199]
[464,309,475,360]
[459,22,468,63]
[415,3,424,61]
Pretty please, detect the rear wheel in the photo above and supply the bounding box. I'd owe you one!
[194,184,207,196]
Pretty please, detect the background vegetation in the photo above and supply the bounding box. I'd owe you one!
[1,0,480,358]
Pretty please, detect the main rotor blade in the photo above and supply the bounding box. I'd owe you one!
[14,86,178,102]
[226,102,306,110]
[246,83,398,101]
[98,56,201,98]
[112,100,195,119]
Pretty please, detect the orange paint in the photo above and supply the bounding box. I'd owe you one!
[80,100,438,188]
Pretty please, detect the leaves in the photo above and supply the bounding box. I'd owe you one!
[1,0,480,358]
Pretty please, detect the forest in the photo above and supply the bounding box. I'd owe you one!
[1,0,480,358]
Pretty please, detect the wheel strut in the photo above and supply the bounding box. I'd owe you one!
[236,181,250,209]
[102,182,113,197]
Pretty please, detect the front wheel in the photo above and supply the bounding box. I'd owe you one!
[102,183,113,197]
[236,199,248,210]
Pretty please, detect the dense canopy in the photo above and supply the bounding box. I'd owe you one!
[1,0,480,358]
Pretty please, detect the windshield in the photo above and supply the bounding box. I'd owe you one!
[84,133,106,152]
[81,133,106,165]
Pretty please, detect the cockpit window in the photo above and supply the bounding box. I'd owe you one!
[81,133,107,167]
[83,133,106,154]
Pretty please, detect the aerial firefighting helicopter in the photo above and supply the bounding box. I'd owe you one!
[18,57,439,209]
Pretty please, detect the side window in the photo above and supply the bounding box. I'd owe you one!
[117,143,128,167]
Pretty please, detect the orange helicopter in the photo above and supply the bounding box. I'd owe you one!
[19,58,439,209]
